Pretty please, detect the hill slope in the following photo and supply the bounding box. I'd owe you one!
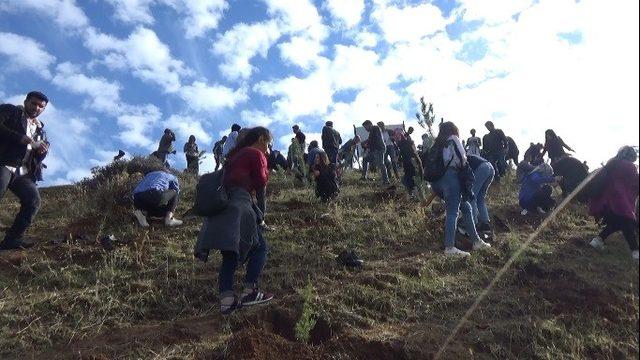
[0,167,638,359]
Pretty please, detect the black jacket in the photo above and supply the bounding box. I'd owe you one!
[321,126,342,150]
[367,126,385,151]
[482,129,507,154]
[0,104,49,182]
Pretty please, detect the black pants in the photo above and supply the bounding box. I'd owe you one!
[529,184,556,212]
[186,155,199,174]
[133,189,179,218]
[325,147,339,165]
[0,167,41,242]
[600,212,639,251]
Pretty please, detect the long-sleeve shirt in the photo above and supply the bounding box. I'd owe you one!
[588,160,639,221]
[184,142,199,157]
[367,126,385,151]
[134,171,180,194]
[224,147,269,193]
[519,172,555,208]
[222,131,239,157]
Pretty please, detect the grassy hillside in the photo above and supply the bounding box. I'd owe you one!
[0,163,638,359]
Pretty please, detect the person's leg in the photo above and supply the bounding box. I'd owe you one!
[0,167,12,204]
[388,145,399,178]
[474,163,495,225]
[460,201,485,246]
[3,176,41,243]
[243,230,268,289]
[441,170,462,249]
[531,185,554,212]
[374,149,389,184]
[218,250,239,313]
[135,190,164,217]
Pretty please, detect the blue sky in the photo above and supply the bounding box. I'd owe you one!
[0,0,638,185]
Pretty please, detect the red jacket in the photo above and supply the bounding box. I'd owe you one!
[224,147,269,193]
[588,160,639,221]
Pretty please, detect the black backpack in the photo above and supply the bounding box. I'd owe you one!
[423,141,451,182]
[194,170,229,216]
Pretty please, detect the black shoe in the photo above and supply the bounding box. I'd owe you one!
[240,290,274,307]
[337,250,364,268]
[0,237,35,250]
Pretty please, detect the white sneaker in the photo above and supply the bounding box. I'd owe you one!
[589,237,605,249]
[632,250,639,262]
[473,239,492,250]
[444,247,470,257]
[133,210,149,227]
[536,207,547,214]
[520,209,529,216]
[165,218,183,227]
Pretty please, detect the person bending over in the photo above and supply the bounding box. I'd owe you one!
[132,170,183,227]
[519,163,562,215]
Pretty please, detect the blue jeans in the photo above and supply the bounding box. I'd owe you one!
[471,162,494,225]
[432,168,481,248]
[218,230,268,297]
[363,149,389,184]
[0,168,41,243]
[486,150,507,177]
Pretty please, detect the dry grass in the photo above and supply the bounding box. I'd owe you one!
[0,163,638,359]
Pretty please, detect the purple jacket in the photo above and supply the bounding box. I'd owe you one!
[588,160,639,221]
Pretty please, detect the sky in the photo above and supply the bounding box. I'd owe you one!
[0,0,638,186]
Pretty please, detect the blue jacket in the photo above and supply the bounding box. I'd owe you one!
[519,172,555,208]
[134,171,180,195]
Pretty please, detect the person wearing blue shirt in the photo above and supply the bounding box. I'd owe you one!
[132,171,183,227]
[519,163,562,215]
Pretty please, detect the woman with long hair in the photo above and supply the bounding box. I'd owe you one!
[519,163,562,215]
[542,129,574,164]
[430,121,491,257]
[588,146,639,262]
[195,126,274,314]
[311,151,339,202]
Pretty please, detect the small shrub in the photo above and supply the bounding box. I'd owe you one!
[295,279,317,343]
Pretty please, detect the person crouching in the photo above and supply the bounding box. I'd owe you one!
[132,170,183,227]
[312,152,339,202]
[519,163,562,215]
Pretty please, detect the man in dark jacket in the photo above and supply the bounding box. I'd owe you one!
[362,120,389,185]
[0,91,50,250]
[153,128,176,165]
[321,121,342,165]
[482,121,508,179]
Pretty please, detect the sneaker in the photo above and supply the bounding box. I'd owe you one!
[240,290,274,307]
[473,239,492,250]
[133,210,149,227]
[337,250,364,267]
[457,226,469,237]
[590,237,605,249]
[631,250,638,262]
[520,209,529,216]
[444,247,470,257]
[220,296,239,315]
[536,207,547,214]
[165,218,183,227]
[0,237,34,250]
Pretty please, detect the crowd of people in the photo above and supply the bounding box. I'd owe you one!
[1,91,638,315]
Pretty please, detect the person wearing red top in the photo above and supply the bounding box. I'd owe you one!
[588,146,639,262]
[195,126,275,314]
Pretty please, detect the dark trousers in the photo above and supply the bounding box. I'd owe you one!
[0,167,41,242]
[384,145,399,178]
[133,189,179,217]
[186,155,199,174]
[600,212,639,251]
[325,147,339,165]
[527,184,555,212]
[218,230,268,296]
[486,151,507,178]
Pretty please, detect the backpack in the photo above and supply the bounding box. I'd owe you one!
[423,141,450,182]
[194,170,229,216]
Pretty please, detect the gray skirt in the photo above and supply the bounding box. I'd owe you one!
[194,187,263,262]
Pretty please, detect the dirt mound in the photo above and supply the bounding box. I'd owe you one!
[222,328,318,360]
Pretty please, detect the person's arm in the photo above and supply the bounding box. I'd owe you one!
[255,186,266,215]
[0,106,29,144]
[451,136,467,165]
[560,138,574,152]
[167,174,180,193]
[252,151,269,190]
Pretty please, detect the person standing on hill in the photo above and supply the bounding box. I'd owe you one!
[587,146,639,262]
[195,127,274,314]
[542,129,574,164]
[362,120,390,185]
[428,121,492,257]
[505,136,519,165]
[132,170,183,227]
[338,135,360,170]
[379,122,399,180]
[482,121,508,180]
[0,91,50,251]
[213,136,227,171]
[222,124,242,159]
[466,129,482,156]
[398,132,426,200]
[292,124,306,150]
[184,135,200,175]
[321,121,342,165]
[154,129,176,165]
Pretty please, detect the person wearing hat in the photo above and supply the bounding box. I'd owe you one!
[519,163,562,215]
[321,121,342,165]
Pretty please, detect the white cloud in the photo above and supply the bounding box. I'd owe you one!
[241,110,274,127]
[278,36,325,70]
[174,0,229,39]
[212,20,281,80]
[52,62,122,113]
[105,0,156,24]
[1,0,89,30]
[164,114,213,145]
[0,33,56,79]
[355,31,378,48]
[325,0,365,28]
[84,27,190,93]
[372,2,448,43]
[455,0,534,25]
[179,81,248,112]
[116,104,163,149]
